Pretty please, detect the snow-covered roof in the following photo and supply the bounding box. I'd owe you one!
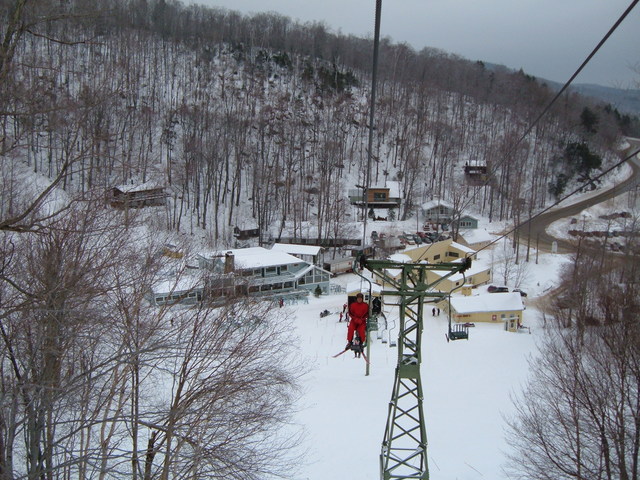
[235,219,258,230]
[115,180,164,193]
[449,241,476,255]
[421,199,454,211]
[459,228,493,244]
[385,252,413,278]
[152,274,203,295]
[450,292,524,313]
[389,253,412,263]
[271,243,322,256]
[430,258,488,282]
[368,181,401,198]
[200,247,306,269]
[346,281,383,295]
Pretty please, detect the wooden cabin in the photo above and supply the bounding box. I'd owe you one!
[110,182,167,208]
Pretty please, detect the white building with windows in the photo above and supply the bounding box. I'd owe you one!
[196,247,332,299]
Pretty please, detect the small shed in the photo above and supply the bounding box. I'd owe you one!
[233,221,260,240]
[448,292,524,332]
[323,257,355,275]
[110,182,167,208]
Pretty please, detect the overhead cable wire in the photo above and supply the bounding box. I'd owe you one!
[475,146,640,255]
[362,0,383,255]
[508,0,639,153]
[415,0,639,263]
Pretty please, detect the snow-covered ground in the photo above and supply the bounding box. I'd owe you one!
[283,148,640,480]
[286,248,566,480]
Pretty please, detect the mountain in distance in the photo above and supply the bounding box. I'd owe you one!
[484,62,640,116]
[568,83,640,116]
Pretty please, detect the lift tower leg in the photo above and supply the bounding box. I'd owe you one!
[362,258,471,480]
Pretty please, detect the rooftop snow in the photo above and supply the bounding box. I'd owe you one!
[200,247,306,269]
[271,243,322,256]
[459,228,494,244]
[421,199,454,211]
[450,292,524,313]
[114,180,164,193]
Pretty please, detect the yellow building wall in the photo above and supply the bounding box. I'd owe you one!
[449,308,522,332]
[403,240,452,263]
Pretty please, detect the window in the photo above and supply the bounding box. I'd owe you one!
[434,254,441,260]
[373,192,387,201]
[449,251,459,258]
[265,266,277,276]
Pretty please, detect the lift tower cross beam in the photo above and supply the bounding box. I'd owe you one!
[361,258,471,480]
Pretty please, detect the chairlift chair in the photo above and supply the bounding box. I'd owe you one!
[446,270,470,342]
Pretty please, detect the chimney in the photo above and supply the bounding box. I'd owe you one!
[224,252,234,273]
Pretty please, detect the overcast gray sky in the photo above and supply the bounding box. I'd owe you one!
[184,0,639,88]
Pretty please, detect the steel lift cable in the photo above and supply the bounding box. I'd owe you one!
[475,145,640,255]
[415,0,640,264]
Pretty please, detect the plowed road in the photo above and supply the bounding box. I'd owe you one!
[519,138,640,254]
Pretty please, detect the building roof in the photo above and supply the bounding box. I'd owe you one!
[429,258,488,282]
[460,228,494,244]
[114,181,164,193]
[421,199,454,211]
[368,180,401,198]
[199,247,305,269]
[271,243,322,256]
[346,281,383,295]
[450,292,524,314]
[152,273,203,295]
[449,241,476,255]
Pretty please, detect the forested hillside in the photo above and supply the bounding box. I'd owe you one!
[1,0,635,247]
[2,2,640,480]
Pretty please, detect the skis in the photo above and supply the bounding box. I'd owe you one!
[332,349,349,358]
[360,351,370,364]
[332,348,370,364]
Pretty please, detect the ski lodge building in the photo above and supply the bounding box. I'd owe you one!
[150,246,332,306]
[447,292,525,332]
[150,272,204,306]
[196,247,331,298]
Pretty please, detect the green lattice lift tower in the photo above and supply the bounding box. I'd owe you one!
[361,257,471,480]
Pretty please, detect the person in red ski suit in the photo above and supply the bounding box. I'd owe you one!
[347,293,369,349]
